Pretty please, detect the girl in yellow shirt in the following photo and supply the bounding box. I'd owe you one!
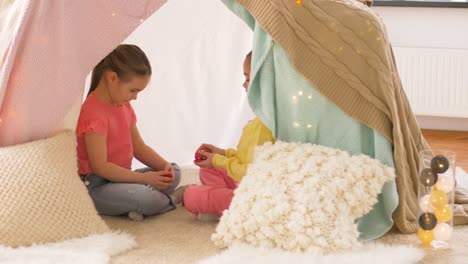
[183,52,275,220]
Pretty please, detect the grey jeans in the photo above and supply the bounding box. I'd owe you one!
[81,163,181,216]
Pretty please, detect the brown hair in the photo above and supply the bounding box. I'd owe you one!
[88,44,152,96]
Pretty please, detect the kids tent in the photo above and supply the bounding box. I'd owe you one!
[1,0,468,261]
[0,0,256,167]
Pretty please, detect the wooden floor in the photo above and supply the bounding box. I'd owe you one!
[422,129,468,171]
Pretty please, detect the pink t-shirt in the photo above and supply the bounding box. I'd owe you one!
[76,94,137,175]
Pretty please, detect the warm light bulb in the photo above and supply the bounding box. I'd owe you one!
[418,213,437,230]
[434,223,452,241]
[419,168,437,187]
[417,228,434,245]
[419,194,433,213]
[431,155,450,174]
[436,172,455,193]
[434,205,453,222]
[296,0,303,6]
[430,189,448,209]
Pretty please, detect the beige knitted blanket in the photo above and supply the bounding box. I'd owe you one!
[233,0,468,233]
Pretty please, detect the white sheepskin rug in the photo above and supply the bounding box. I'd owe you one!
[198,242,424,264]
[212,141,396,254]
[0,232,136,264]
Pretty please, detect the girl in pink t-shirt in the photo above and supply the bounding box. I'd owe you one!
[76,44,185,221]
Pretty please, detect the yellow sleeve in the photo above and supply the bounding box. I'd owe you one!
[225,148,237,158]
[212,118,275,182]
[212,154,247,182]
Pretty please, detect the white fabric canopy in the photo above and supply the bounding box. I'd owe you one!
[0,0,254,167]
[92,0,255,168]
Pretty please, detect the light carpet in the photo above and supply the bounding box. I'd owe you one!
[109,168,468,264]
[197,243,424,264]
[1,168,468,263]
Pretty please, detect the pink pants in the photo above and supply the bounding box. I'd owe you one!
[183,168,238,217]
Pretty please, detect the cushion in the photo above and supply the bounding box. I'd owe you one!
[0,131,109,247]
[212,141,395,254]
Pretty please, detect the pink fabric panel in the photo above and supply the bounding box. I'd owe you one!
[0,0,29,111]
[0,0,167,146]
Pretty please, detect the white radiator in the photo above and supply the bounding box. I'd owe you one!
[393,47,468,118]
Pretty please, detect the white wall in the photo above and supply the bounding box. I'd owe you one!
[374,6,468,131]
[122,0,254,168]
[374,6,468,49]
[66,2,467,169]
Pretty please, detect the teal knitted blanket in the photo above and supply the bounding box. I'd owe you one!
[222,0,398,241]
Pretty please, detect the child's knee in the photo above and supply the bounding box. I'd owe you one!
[171,162,181,173]
[137,186,171,215]
[199,167,215,175]
[182,185,197,203]
[182,185,205,214]
[171,163,181,185]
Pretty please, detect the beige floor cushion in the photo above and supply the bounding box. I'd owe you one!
[0,132,109,247]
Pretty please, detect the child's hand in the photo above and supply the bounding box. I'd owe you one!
[197,144,225,156]
[163,163,173,173]
[194,151,214,168]
[143,171,174,190]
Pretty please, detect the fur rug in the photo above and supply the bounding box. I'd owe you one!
[198,242,424,264]
[0,232,135,264]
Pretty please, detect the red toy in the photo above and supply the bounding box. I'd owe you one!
[194,152,207,162]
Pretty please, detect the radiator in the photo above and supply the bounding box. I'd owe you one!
[393,47,468,118]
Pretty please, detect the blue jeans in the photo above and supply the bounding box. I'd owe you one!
[81,163,181,216]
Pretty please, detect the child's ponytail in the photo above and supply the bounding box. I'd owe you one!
[87,44,152,96]
[88,59,107,96]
